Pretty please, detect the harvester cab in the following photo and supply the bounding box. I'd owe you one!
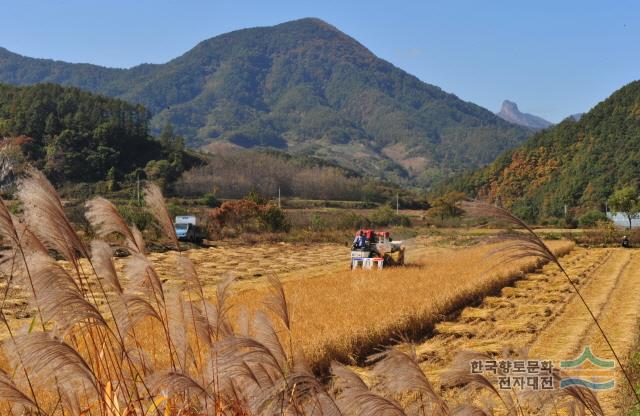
[350,229,405,269]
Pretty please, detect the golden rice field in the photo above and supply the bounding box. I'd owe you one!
[226,238,575,371]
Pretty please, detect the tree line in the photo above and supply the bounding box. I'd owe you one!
[175,148,426,205]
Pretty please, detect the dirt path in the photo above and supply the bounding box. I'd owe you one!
[372,247,640,413]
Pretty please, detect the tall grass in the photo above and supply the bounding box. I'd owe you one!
[0,171,601,415]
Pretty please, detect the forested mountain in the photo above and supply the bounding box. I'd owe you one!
[496,100,553,129]
[0,83,191,186]
[448,80,640,222]
[0,18,529,186]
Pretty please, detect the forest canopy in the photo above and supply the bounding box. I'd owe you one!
[0,83,194,187]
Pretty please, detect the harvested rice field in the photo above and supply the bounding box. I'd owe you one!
[344,246,640,415]
[0,242,346,323]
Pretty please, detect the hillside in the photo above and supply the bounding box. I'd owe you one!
[0,83,192,187]
[0,18,529,186]
[496,100,553,129]
[450,80,640,222]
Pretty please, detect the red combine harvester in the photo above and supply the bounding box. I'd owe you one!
[350,229,405,269]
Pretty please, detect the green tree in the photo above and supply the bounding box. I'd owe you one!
[106,166,120,192]
[159,122,175,149]
[608,186,639,229]
[144,159,172,190]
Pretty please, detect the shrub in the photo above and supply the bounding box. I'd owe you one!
[309,213,328,231]
[371,206,412,227]
[244,191,268,205]
[210,200,260,232]
[336,211,371,230]
[209,199,290,234]
[201,192,220,207]
[118,203,155,231]
[578,210,609,228]
[258,204,290,232]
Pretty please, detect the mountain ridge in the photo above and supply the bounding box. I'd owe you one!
[0,18,529,186]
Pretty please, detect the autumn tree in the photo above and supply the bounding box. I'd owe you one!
[427,191,466,220]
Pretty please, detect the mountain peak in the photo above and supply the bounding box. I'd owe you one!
[500,100,519,112]
[497,99,553,130]
[287,17,333,28]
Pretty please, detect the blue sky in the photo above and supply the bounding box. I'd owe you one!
[2,0,638,122]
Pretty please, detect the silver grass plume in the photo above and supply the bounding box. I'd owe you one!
[214,275,236,338]
[451,405,491,416]
[549,370,603,416]
[213,336,286,386]
[91,240,161,333]
[0,198,20,247]
[17,169,88,264]
[441,351,515,415]
[13,220,48,256]
[144,183,179,250]
[331,361,405,416]
[369,346,448,415]
[149,371,212,401]
[123,253,165,301]
[24,253,107,333]
[252,311,288,374]
[264,275,291,331]
[117,293,162,335]
[255,368,342,416]
[166,285,192,373]
[85,197,144,254]
[90,240,122,294]
[0,369,40,413]
[4,332,101,400]
[174,255,203,296]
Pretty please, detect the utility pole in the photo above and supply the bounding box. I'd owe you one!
[396,193,399,214]
[278,187,281,208]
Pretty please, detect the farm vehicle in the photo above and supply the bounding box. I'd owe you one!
[174,215,207,243]
[351,229,405,269]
